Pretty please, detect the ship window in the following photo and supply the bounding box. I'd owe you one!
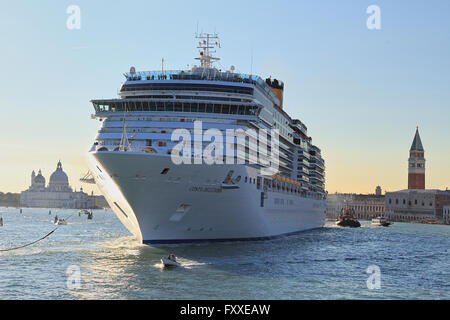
[166,102,174,111]
[174,102,182,112]
[191,103,198,112]
[161,168,169,175]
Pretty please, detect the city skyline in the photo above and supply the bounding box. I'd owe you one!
[1,0,449,194]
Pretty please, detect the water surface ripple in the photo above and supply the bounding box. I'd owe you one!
[0,208,449,299]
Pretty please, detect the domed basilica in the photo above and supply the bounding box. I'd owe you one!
[20,161,91,209]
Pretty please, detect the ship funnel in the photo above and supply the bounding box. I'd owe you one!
[266,78,284,108]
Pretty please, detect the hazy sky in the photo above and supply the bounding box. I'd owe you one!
[1,0,449,195]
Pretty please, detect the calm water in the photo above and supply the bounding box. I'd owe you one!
[0,207,449,300]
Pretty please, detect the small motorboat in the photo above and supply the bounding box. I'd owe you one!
[336,209,361,228]
[87,211,93,220]
[161,254,181,267]
[371,216,391,227]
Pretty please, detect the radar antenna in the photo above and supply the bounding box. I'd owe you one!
[195,32,221,69]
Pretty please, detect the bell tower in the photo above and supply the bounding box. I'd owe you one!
[408,127,425,190]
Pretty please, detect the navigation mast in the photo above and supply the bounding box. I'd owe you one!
[195,33,220,69]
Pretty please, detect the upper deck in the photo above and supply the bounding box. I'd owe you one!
[123,69,281,102]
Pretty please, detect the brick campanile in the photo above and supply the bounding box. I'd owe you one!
[408,127,425,190]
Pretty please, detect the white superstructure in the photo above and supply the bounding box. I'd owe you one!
[86,34,326,244]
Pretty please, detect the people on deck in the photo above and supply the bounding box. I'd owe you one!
[168,254,177,262]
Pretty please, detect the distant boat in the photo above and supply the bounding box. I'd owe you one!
[54,215,67,225]
[372,216,391,227]
[336,209,361,228]
[54,219,67,225]
[87,210,93,220]
[0,217,3,227]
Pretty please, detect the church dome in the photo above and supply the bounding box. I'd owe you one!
[34,170,46,184]
[49,161,69,186]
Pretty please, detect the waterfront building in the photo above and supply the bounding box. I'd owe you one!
[326,187,385,220]
[385,189,450,221]
[20,161,91,209]
[385,128,450,222]
[88,192,110,209]
[444,205,450,224]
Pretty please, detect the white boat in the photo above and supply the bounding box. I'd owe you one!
[86,33,327,244]
[161,258,181,268]
[371,216,391,227]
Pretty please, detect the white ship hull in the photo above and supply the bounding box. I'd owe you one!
[87,152,326,244]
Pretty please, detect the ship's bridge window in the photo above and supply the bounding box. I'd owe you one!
[93,100,260,116]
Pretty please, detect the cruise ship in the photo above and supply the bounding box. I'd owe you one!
[86,33,326,244]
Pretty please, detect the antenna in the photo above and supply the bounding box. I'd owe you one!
[161,58,164,73]
[250,48,253,76]
[195,32,220,69]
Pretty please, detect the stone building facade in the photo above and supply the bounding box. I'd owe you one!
[326,187,385,220]
[444,205,450,224]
